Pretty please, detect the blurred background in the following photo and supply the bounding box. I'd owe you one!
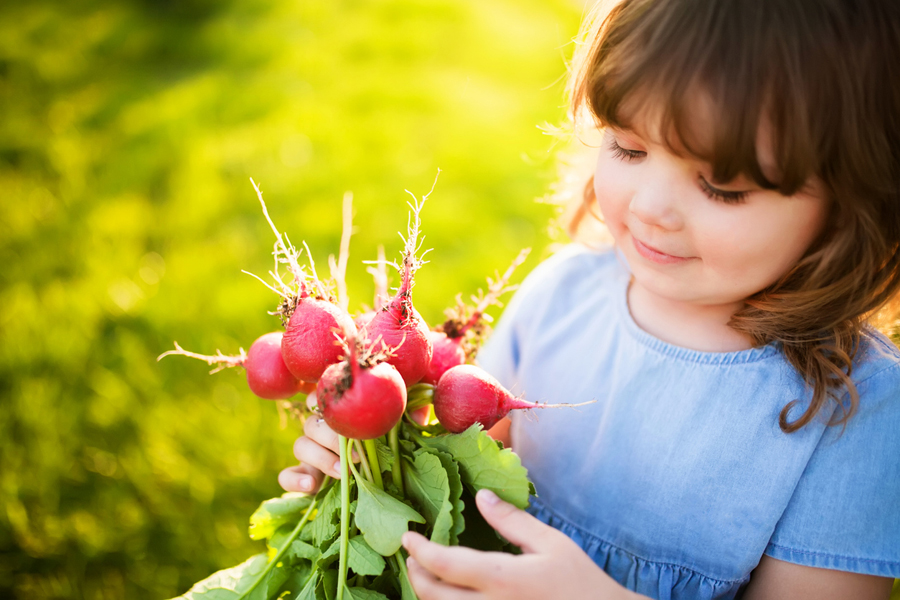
[0,0,588,597]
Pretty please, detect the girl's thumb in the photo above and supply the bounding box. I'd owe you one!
[475,488,558,553]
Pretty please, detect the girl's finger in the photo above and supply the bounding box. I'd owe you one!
[305,391,317,411]
[402,531,498,590]
[277,464,324,493]
[303,417,360,461]
[292,436,342,479]
[406,556,479,600]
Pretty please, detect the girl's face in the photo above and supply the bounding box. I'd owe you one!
[594,117,830,315]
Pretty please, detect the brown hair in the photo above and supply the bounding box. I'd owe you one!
[566,0,900,432]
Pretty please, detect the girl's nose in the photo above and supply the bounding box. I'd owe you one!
[628,180,684,231]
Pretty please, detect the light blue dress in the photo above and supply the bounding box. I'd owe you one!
[476,244,900,600]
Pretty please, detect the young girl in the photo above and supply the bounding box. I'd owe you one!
[279,0,900,598]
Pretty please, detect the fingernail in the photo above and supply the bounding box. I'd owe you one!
[406,556,415,569]
[299,476,313,492]
[332,461,342,475]
[401,532,411,548]
[478,488,499,505]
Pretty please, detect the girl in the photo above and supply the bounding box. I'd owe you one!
[280,0,900,598]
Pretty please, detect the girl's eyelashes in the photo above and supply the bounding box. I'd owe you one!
[698,176,750,204]
[607,133,750,204]
[607,137,645,162]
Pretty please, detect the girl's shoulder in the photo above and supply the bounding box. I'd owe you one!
[848,326,900,413]
[766,327,900,578]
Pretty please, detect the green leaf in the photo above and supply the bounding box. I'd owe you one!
[315,537,340,571]
[288,540,321,564]
[309,484,341,549]
[169,553,290,600]
[402,451,453,545]
[289,570,319,600]
[169,554,266,600]
[319,568,338,600]
[276,565,313,599]
[418,448,465,545]
[249,493,314,541]
[355,476,425,556]
[346,587,391,600]
[374,438,394,471]
[417,425,531,509]
[348,535,386,577]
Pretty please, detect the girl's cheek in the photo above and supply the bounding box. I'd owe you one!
[594,162,631,236]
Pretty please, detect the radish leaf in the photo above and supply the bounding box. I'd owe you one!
[402,450,453,545]
[355,476,425,556]
[348,535,386,576]
[249,493,313,541]
[417,424,531,509]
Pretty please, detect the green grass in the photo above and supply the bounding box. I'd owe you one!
[0,0,583,597]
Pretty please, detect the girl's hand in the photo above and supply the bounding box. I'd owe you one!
[277,392,360,494]
[402,489,643,600]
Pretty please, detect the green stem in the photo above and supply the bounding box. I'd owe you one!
[393,551,419,600]
[236,476,331,600]
[363,438,384,489]
[354,438,373,483]
[337,436,351,600]
[389,422,404,495]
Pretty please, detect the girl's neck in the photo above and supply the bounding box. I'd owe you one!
[626,278,754,353]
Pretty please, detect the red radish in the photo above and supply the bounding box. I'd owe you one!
[421,330,466,385]
[245,332,313,399]
[433,364,593,433]
[316,343,407,440]
[422,248,530,385]
[361,193,433,386]
[158,332,308,400]
[281,294,357,382]
[246,179,356,383]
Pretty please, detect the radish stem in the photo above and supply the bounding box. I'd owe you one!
[337,436,350,600]
[236,476,331,600]
[388,422,404,495]
[363,439,384,489]
[353,439,373,483]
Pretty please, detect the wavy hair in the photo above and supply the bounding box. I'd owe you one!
[565,0,900,431]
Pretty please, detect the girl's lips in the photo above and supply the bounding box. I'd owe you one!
[632,236,691,265]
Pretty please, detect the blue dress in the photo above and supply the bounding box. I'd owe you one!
[476,244,900,600]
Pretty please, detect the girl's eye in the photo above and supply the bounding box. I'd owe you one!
[608,138,645,162]
[698,176,749,205]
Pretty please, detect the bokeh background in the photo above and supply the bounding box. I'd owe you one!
[4,1,899,599]
[0,0,588,598]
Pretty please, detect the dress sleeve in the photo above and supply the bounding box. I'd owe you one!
[764,361,900,578]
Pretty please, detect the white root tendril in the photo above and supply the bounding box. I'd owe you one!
[157,342,247,374]
[249,178,311,299]
[467,247,531,326]
[328,191,354,312]
[365,244,389,311]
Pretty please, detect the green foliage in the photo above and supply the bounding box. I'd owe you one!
[416,424,533,508]
[172,422,533,600]
[0,0,582,597]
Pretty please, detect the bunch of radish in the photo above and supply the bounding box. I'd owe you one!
[162,179,584,600]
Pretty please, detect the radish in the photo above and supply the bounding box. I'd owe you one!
[361,191,433,386]
[316,342,407,440]
[245,179,358,383]
[281,295,357,382]
[158,332,308,400]
[422,248,530,385]
[421,330,467,386]
[433,364,593,433]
